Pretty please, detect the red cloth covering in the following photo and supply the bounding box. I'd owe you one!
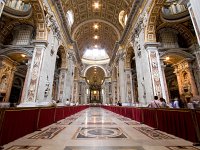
[55,107,64,122]
[157,109,198,142]
[131,108,143,123]
[0,109,39,145]
[37,107,55,129]
[142,109,157,128]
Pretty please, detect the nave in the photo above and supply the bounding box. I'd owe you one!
[3,107,199,150]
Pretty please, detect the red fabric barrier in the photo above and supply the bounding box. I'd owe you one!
[142,109,157,128]
[0,109,39,145]
[37,107,55,129]
[132,108,143,122]
[125,107,132,119]
[64,107,70,118]
[157,109,198,142]
[196,110,200,131]
[55,107,64,122]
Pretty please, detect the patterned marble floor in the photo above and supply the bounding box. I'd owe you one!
[3,107,200,150]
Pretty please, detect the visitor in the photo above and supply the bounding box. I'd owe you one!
[66,99,70,106]
[160,97,167,108]
[169,99,174,108]
[148,96,162,108]
[173,97,180,108]
[187,98,194,109]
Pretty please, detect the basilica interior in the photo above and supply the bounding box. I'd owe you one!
[0,0,200,150]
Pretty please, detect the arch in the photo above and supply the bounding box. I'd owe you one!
[29,0,47,40]
[160,49,195,60]
[0,21,34,44]
[72,19,121,40]
[83,65,108,77]
[145,0,165,42]
[157,23,197,46]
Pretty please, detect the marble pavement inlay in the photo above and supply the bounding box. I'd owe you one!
[5,145,41,150]
[64,146,145,150]
[81,122,116,125]
[73,127,129,139]
[124,121,140,125]
[166,146,200,150]
[133,127,174,140]
[29,126,65,139]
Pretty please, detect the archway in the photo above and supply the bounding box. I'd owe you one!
[85,66,105,103]
[52,46,67,102]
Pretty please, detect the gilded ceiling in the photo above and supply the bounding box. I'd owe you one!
[61,0,133,58]
[73,22,119,56]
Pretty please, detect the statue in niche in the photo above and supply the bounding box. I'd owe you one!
[0,75,8,93]
[182,72,191,91]
[181,72,193,103]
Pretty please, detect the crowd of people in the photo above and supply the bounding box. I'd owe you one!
[148,95,200,109]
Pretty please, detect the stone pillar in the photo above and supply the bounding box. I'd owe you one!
[112,81,117,104]
[104,79,110,104]
[65,52,75,102]
[187,65,198,96]
[20,58,32,103]
[72,80,78,103]
[125,69,134,105]
[144,43,167,100]
[19,41,47,107]
[160,61,170,103]
[0,56,17,102]
[179,0,200,45]
[0,0,5,17]
[118,52,126,104]
[57,68,67,104]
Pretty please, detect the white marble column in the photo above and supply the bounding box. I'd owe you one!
[0,0,5,17]
[19,41,47,107]
[180,0,200,45]
[111,81,117,104]
[65,52,75,102]
[144,42,167,100]
[20,58,31,103]
[57,68,67,105]
[125,69,134,105]
[160,61,170,103]
[118,53,126,104]
[72,80,79,103]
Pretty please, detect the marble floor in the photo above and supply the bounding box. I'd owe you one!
[3,107,200,150]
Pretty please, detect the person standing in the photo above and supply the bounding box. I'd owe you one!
[173,97,180,108]
[148,96,162,108]
[160,97,167,108]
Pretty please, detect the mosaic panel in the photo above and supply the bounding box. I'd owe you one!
[73,127,129,139]
[64,146,145,150]
[166,146,200,150]
[5,146,41,150]
[133,127,174,140]
[29,126,65,139]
